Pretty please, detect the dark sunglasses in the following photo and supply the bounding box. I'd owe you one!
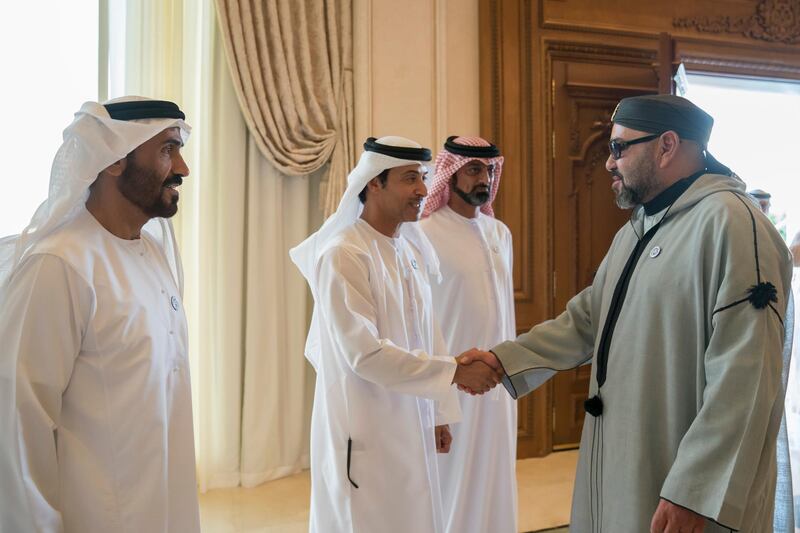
[608,134,660,160]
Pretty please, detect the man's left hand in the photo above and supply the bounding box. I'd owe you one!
[435,424,452,453]
[651,498,705,533]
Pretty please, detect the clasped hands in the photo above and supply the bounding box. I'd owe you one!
[451,348,505,395]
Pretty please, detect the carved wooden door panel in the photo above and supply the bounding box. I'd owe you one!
[550,58,657,448]
[481,0,800,458]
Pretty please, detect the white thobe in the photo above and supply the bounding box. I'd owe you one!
[310,218,460,533]
[786,268,800,529]
[0,207,199,533]
[421,206,519,533]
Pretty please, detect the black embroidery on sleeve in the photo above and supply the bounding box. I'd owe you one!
[712,192,783,324]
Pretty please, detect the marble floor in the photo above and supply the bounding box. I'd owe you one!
[199,449,578,532]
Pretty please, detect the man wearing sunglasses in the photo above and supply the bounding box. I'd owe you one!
[462,94,793,532]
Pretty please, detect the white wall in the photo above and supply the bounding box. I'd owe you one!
[353,0,481,152]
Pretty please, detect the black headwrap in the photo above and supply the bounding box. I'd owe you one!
[364,137,432,161]
[612,94,732,176]
[749,189,772,200]
[443,136,501,158]
[104,100,186,121]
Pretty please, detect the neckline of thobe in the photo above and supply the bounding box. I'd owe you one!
[441,204,486,226]
[643,207,668,234]
[355,218,400,247]
[642,170,705,216]
[81,205,147,254]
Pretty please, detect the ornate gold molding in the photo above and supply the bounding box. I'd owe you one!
[674,0,800,45]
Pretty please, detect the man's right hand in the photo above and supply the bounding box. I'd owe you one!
[458,348,502,369]
[452,349,503,394]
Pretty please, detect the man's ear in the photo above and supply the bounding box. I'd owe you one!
[102,157,128,178]
[366,176,380,193]
[657,131,680,169]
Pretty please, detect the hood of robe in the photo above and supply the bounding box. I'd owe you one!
[630,171,751,227]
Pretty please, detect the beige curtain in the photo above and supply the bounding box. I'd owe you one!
[214,0,354,215]
[106,0,318,491]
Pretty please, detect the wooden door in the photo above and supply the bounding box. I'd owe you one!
[550,59,658,447]
[479,0,800,457]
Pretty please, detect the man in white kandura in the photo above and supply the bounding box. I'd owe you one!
[290,136,503,533]
[0,97,200,533]
[421,136,540,533]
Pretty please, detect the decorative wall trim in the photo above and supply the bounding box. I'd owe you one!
[540,20,658,40]
[674,0,800,45]
[679,55,800,76]
[546,42,657,62]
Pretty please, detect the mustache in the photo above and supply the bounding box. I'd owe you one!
[163,175,184,187]
[610,170,623,180]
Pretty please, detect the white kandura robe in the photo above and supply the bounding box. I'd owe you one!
[493,173,793,532]
[421,206,524,533]
[310,218,460,533]
[0,207,199,533]
[785,267,800,530]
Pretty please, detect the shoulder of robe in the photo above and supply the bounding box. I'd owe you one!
[477,216,513,252]
[691,191,784,250]
[28,219,104,280]
[491,216,512,239]
[689,192,792,295]
[694,189,750,222]
[6,252,92,305]
[317,235,373,273]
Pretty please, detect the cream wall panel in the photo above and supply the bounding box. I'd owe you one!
[354,0,480,153]
[444,0,480,139]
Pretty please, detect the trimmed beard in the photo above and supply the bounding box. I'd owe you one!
[613,156,658,210]
[452,182,491,207]
[118,157,181,219]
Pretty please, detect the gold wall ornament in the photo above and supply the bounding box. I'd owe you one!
[673,0,800,45]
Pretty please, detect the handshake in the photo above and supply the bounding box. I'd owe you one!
[451,349,505,395]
